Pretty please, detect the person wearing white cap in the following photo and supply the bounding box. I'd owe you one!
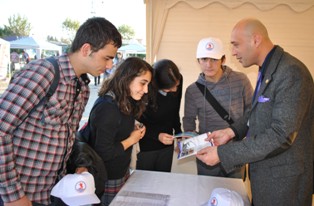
[183,37,253,179]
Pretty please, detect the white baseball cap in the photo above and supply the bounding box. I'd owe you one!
[208,188,244,206]
[196,37,225,59]
[51,172,100,206]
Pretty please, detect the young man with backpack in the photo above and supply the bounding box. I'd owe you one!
[0,17,122,206]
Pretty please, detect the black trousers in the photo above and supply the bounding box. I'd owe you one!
[136,146,174,172]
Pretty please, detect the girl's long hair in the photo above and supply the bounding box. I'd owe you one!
[99,57,153,119]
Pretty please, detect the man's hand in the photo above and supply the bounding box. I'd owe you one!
[206,128,235,146]
[4,195,32,206]
[196,146,220,166]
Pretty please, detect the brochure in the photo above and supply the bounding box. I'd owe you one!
[177,133,213,159]
[173,131,198,139]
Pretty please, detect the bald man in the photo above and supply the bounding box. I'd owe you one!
[196,18,314,205]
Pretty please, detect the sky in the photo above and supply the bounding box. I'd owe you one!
[0,0,146,42]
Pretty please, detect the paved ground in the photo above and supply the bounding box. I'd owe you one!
[79,83,101,127]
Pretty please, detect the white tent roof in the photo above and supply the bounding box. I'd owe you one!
[9,36,62,52]
[118,43,146,54]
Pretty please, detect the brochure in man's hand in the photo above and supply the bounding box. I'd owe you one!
[177,132,213,159]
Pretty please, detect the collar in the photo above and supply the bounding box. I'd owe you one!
[59,54,90,85]
[260,45,277,77]
[158,89,167,96]
[80,73,90,85]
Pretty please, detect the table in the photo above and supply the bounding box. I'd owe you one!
[110,170,250,206]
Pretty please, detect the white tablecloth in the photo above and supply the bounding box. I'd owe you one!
[110,170,250,206]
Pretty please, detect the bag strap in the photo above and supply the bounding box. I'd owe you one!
[46,57,60,97]
[195,82,234,124]
[15,57,60,128]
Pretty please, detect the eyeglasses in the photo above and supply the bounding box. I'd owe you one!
[199,58,220,63]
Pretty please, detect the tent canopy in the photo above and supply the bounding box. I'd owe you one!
[118,43,146,54]
[118,39,146,55]
[9,36,61,51]
[9,36,62,59]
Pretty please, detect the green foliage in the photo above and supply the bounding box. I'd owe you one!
[0,26,11,37]
[62,18,80,43]
[0,14,32,37]
[118,24,135,40]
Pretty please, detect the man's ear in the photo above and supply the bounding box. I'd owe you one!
[81,43,92,57]
[253,33,262,48]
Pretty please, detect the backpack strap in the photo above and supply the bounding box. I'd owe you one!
[15,57,60,128]
[29,57,60,122]
[45,57,60,98]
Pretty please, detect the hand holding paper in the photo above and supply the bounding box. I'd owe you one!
[207,128,235,146]
[159,133,175,145]
[177,133,213,159]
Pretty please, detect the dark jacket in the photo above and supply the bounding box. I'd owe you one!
[139,76,183,151]
[88,95,134,180]
[67,133,107,199]
[219,46,314,205]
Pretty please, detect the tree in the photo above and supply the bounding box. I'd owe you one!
[62,18,80,43]
[0,26,11,37]
[0,14,32,37]
[118,24,135,40]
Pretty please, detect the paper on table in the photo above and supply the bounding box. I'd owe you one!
[177,133,213,159]
[111,190,170,206]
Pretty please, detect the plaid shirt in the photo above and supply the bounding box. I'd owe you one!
[0,54,90,204]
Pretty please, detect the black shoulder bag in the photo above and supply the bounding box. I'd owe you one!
[195,82,234,124]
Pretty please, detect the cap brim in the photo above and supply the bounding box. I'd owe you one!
[62,194,100,206]
[197,53,223,59]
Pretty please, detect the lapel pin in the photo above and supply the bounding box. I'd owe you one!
[265,79,269,84]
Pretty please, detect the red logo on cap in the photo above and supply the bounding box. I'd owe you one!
[205,42,214,51]
[75,181,86,193]
[210,197,218,206]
